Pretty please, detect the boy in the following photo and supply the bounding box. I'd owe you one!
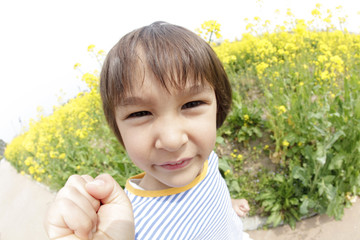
[45,21,250,239]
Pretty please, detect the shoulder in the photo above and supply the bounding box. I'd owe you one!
[208,150,219,169]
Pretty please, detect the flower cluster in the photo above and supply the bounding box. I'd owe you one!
[195,20,222,43]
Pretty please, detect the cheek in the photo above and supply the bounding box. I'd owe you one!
[122,134,149,169]
[117,125,148,163]
[191,108,217,150]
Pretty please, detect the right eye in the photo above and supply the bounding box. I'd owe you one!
[127,111,151,118]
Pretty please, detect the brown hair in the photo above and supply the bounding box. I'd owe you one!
[100,21,232,144]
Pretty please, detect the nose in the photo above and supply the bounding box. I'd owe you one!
[154,117,188,152]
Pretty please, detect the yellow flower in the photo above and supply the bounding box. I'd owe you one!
[20,171,25,175]
[276,105,287,115]
[237,154,243,161]
[59,153,66,159]
[87,44,95,52]
[286,9,294,17]
[29,166,35,175]
[24,157,33,166]
[282,140,290,147]
[264,145,269,150]
[246,23,254,31]
[312,9,321,16]
[224,169,231,176]
[73,63,81,70]
[244,114,249,121]
[76,165,81,170]
[254,16,261,21]
[49,151,58,159]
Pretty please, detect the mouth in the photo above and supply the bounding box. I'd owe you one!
[159,158,192,170]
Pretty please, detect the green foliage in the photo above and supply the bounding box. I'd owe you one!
[220,91,263,145]
[214,5,360,228]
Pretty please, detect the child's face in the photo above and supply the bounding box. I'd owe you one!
[115,71,217,191]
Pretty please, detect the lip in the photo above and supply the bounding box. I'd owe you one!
[159,158,192,170]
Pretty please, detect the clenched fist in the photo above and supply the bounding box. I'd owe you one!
[45,174,134,239]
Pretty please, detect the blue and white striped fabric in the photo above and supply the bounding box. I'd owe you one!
[124,151,243,240]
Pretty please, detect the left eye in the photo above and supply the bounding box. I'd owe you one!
[182,101,203,109]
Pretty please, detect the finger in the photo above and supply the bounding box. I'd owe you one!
[56,185,99,229]
[46,198,95,240]
[233,207,246,217]
[239,205,250,212]
[86,174,135,240]
[85,174,131,206]
[82,174,95,183]
[60,175,100,211]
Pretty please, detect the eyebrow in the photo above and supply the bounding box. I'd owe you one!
[119,96,148,107]
[118,84,213,107]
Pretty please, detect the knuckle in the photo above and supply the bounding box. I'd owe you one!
[56,185,79,199]
[67,174,81,184]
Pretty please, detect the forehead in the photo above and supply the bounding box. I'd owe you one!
[121,69,212,100]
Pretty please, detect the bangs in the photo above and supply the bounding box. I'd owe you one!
[102,21,215,106]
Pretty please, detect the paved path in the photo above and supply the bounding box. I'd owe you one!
[248,196,360,240]
[0,159,55,240]
[0,158,359,240]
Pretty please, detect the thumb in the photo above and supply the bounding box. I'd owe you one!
[86,174,135,240]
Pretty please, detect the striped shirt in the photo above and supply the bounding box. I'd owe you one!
[124,151,243,240]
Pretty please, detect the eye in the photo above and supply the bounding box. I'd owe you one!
[182,101,204,110]
[127,111,151,118]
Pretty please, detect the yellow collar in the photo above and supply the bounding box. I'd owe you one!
[125,160,208,197]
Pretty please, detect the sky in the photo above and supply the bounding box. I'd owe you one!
[1,0,359,143]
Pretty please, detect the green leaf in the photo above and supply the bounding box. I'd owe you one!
[266,211,283,227]
[216,136,224,144]
[325,130,345,149]
[230,180,241,192]
[292,166,308,186]
[285,132,298,144]
[318,180,336,200]
[316,143,326,165]
[289,198,299,205]
[300,198,309,215]
[218,158,231,172]
[272,203,282,211]
[328,154,344,170]
[274,174,284,183]
[253,127,263,138]
[323,175,335,183]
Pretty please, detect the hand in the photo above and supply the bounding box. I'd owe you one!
[231,198,250,217]
[45,174,134,240]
